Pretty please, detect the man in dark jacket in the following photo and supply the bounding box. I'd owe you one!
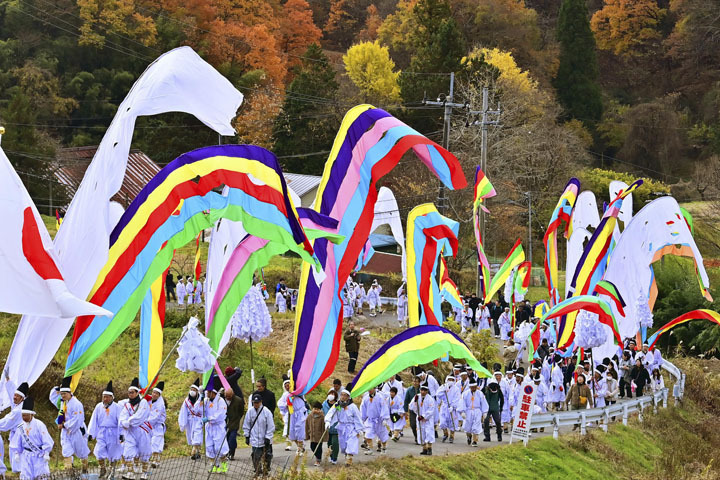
[344,321,361,373]
[490,300,503,336]
[483,381,504,442]
[252,378,276,414]
[403,376,421,443]
[224,387,246,460]
[165,273,176,301]
[468,294,481,327]
[224,366,245,398]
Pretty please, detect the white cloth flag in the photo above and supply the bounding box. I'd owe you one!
[1,46,243,408]
[0,147,112,319]
[371,187,406,280]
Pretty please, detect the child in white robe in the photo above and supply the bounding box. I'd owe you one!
[148,382,166,466]
[332,390,364,465]
[387,387,405,441]
[360,388,390,454]
[203,378,228,472]
[278,382,307,455]
[88,381,122,476]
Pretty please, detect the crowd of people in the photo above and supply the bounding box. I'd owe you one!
[164,273,206,307]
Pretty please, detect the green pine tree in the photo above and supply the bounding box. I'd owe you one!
[552,0,603,125]
[399,0,466,134]
[272,44,340,175]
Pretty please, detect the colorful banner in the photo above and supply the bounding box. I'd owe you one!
[406,204,460,327]
[543,178,579,306]
[647,309,720,349]
[347,325,489,398]
[439,257,463,308]
[485,238,525,304]
[290,105,467,396]
[547,295,622,348]
[193,233,202,280]
[593,279,626,316]
[139,270,166,389]
[65,145,320,377]
[472,167,496,298]
[559,180,642,348]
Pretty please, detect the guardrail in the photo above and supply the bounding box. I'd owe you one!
[529,359,684,438]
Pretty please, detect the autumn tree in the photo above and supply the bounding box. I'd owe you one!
[343,41,401,105]
[324,0,371,49]
[273,44,340,174]
[358,5,382,41]
[591,0,667,57]
[552,0,603,125]
[279,0,322,70]
[76,0,157,47]
[377,0,418,68]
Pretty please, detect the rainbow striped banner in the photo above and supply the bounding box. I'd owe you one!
[406,203,460,327]
[543,178,579,306]
[593,279,626,316]
[139,271,166,388]
[65,145,319,377]
[439,256,463,308]
[647,309,720,349]
[472,167,496,298]
[347,325,489,398]
[558,180,642,348]
[290,105,467,396]
[547,295,622,347]
[485,238,525,304]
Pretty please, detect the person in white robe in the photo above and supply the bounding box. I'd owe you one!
[354,284,366,315]
[0,379,28,474]
[178,379,203,459]
[476,304,491,333]
[397,286,408,327]
[148,382,166,467]
[332,390,364,465]
[243,394,275,476]
[499,308,512,341]
[203,378,228,472]
[499,370,514,431]
[387,387,405,441]
[548,357,566,411]
[409,385,436,455]
[367,286,379,317]
[437,376,462,443]
[12,397,53,480]
[277,381,307,455]
[460,381,488,446]
[193,280,203,304]
[49,376,90,472]
[275,290,287,313]
[118,378,151,480]
[176,278,186,306]
[360,388,390,454]
[87,381,122,476]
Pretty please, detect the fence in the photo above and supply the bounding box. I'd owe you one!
[43,454,290,480]
[528,358,684,438]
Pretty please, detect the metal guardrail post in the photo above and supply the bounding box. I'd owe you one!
[622,404,629,426]
[637,400,644,423]
[580,412,587,435]
[601,410,609,432]
[552,415,559,439]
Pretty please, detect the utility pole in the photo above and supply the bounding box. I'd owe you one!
[422,72,465,215]
[467,87,501,297]
[526,191,532,266]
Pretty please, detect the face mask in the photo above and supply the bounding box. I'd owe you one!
[189,390,198,398]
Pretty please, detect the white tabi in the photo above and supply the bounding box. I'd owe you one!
[118,398,151,461]
[148,398,166,454]
[12,419,53,480]
[87,402,122,461]
[178,397,203,446]
[409,393,436,445]
[49,389,90,459]
[0,381,24,472]
[387,394,406,431]
[333,403,364,456]
[476,306,491,332]
[277,393,307,442]
[176,282,186,306]
[203,396,228,459]
[460,389,488,435]
[548,365,566,404]
[360,392,390,443]
[437,382,462,431]
[499,378,513,423]
[498,312,512,341]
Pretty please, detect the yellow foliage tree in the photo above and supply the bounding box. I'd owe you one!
[77,0,157,47]
[467,47,538,94]
[591,0,667,56]
[343,41,401,105]
[376,0,417,67]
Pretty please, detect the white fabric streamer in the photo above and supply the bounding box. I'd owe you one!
[0,46,243,410]
[636,294,654,328]
[372,187,406,280]
[574,310,607,349]
[514,321,534,344]
[230,284,273,343]
[176,317,216,374]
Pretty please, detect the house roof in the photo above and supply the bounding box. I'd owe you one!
[283,173,321,198]
[53,146,161,208]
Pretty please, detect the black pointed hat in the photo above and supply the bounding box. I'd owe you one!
[21,396,35,414]
[192,378,200,388]
[515,367,525,376]
[15,382,29,398]
[153,381,165,393]
[129,377,140,391]
[60,376,72,392]
[103,381,114,396]
[212,376,223,392]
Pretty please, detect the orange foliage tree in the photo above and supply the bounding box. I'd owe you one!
[591,0,667,57]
